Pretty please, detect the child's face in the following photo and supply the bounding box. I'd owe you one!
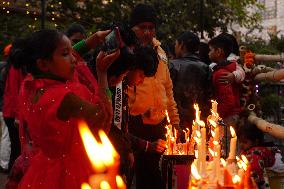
[127,69,145,87]
[47,35,76,80]
[208,45,224,63]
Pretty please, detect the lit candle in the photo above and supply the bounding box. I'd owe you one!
[116,175,126,189]
[214,141,221,183]
[200,123,206,176]
[211,100,218,114]
[81,183,92,189]
[228,126,237,160]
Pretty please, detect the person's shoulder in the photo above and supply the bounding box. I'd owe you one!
[153,38,168,64]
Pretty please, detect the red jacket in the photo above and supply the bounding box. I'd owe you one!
[212,61,241,119]
[3,66,25,118]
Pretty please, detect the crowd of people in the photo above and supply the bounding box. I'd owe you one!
[0,3,283,189]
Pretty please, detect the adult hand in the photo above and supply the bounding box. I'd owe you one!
[148,139,167,153]
[218,72,235,84]
[96,50,120,73]
[85,30,111,49]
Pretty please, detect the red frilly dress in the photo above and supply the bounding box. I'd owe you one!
[17,63,100,189]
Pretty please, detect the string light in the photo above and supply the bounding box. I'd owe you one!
[6,10,9,14]
[51,17,55,21]
[59,2,62,5]
[25,3,29,7]
[2,2,5,5]
[26,11,30,15]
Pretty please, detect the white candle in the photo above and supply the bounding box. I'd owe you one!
[200,126,206,176]
[228,126,237,159]
[215,143,221,182]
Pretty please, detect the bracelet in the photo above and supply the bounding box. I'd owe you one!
[145,141,149,152]
[72,40,89,55]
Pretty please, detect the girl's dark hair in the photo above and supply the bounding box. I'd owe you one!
[6,38,28,70]
[237,118,264,145]
[107,47,136,77]
[208,35,233,58]
[177,31,200,54]
[134,46,158,77]
[13,29,63,75]
[106,46,159,78]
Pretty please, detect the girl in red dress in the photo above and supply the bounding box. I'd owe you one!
[10,29,118,189]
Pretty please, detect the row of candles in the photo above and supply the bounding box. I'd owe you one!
[77,99,254,188]
[189,101,257,188]
[163,100,256,188]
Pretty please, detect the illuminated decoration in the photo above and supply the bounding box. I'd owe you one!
[0,0,64,30]
[102,0,113,5]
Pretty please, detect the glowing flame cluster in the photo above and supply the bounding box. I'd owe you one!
[78,121,126,189]
[78,121,119,172]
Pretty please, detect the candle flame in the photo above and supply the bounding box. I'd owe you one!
[213,140,219,145]
[78,121,106,172]
[165,110,171,124]
[220,158,226,167]
[211,99,217,104]
[196,131,201,138]
[194,150,198,158]
[191,164,201,180]
[211,130,215,137]
[230,126,236,138]
[241,155,249,165]
[237,161,243,169]
[78,121,119,172]
[99,130,119,159]
[116,175,126,188]
[236,156,240,161]
[193,137,200,144]
[209,119,217,128]
[197,120,205,127]
[81,183,92,189]
[100,180,111,189]
[209,148,214,157]
[232,175,241,184]
[194,104,200,121]
[242,162,248,171]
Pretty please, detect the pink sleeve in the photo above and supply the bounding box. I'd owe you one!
[232,64,245,83]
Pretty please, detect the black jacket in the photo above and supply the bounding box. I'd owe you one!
[169,54,212,128]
